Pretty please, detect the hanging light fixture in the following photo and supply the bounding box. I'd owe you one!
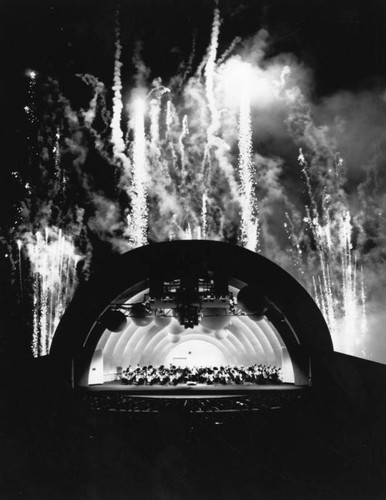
[101,309,127,333]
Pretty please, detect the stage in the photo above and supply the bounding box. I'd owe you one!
[87,381,303,396]
[79,383,308,413]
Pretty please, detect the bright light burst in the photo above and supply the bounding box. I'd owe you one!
[25,228,80,357]
[297,150,367,355]
[25,68,37,80]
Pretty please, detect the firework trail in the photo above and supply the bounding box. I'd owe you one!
[16,75,91,357]
[201,192,208,239]
[150,98,160,148]
[16,239,23,307]
[360,266,367,354]
[26,229,80,357]
[273,65,368,354]
[283,212,304,278]
[165,99,174,139]
[180,33,197,87]
[184,224,193,239]
[24,69,37,125]
[128,97,148,247]
[238,66,260,252]
[217,37,242,66]
[297,150,366,352]
[178,114,189,168]
[111,10,129,169]
[299,149,339,336]
[204,7,221,139]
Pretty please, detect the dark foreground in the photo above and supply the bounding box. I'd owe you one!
[1,356,386,499]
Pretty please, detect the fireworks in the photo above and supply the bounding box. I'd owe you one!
[237,63,260,252]
[150,98,161,148]
[201,192,208,240]
[204,7,221,138]
[10,6,375,361]
[25,228,80,357]
[128,96,148,248]
[292,151,367,355]
[178,114,189,169]
[111,11,126,156]
[26,69,37,80]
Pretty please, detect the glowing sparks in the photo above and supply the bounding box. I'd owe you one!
[129,97,148,248]
[297,151,367,355]
[237,66,260,252]
[26,69,37,80]
[202,192,208,240]
[185,224,193,239]
[150,98,161,148]
[217,36,241,66]
[111,11,126,156]
[360,265,367,354]
[147,82,171,153]
[284,213,304,277]
[77,73,106,126]
[178,114,189,168]
[204,7,221,138]
[26,228,80,357]
[16,239,24,308]
[165,99,173,138]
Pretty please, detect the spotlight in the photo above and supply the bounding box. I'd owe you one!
[169,319,185,334]
[176,304,199,328]
[250,313,266,322]
[237,285,267,316]
[131,303,152,327]
[154,315,172,328]
[201,308,231,330]
[168,333,181,343]
[215,329,228,340]
[101,309,127,333]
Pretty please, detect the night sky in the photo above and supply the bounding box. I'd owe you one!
[2,1,386,91]
[2,0,386,176]
[1,0,386,202]
[2,1,386,116]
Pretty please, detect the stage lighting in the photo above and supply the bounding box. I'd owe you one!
[176,304,199,328]
[168,332,181,343]
[201,307,231,330]
[250,312,266,322]
[101,309,127,333]
[131,303,152,327]
[169,319,185,334]
[214,328,228,340]
[154,315,172,328]
[237,285,267,316]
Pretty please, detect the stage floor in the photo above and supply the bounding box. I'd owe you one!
[85,381,306,398]
[79,383,308,413]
